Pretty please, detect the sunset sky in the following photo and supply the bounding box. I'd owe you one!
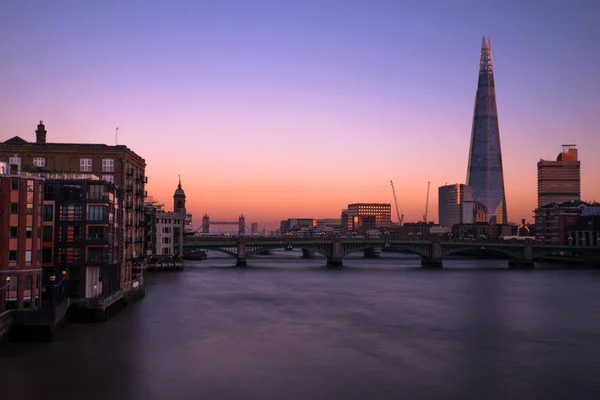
[2,1,599,230]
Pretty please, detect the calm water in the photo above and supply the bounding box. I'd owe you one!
[2,251,600,400]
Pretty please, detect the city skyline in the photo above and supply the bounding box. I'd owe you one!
[2,1,599,229]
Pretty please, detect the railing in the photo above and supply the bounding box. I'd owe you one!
[87,234,112,242]
[86,255,113,264]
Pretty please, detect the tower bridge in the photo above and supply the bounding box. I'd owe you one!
[183,236,600,268]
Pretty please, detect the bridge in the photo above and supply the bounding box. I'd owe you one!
[182,236,600,268]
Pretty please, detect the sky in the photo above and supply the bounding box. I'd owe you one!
[1,0,599,230]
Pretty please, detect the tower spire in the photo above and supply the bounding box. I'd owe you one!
[178,174,182,189]
[479,36,493,73]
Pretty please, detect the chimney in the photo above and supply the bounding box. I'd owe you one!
[36,120,47,144]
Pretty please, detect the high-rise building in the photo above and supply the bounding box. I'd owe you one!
[346,203,391,231]
[537,145,581,207]
[466,37,508,224]
[438,184,474,227]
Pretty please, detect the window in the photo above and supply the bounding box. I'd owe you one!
[9,226,18,238]
[33,157,46,167]
[26,204,33,215]
[88,205,107,221]
[80,158,92,172]
[9,155,21,171]
[27,180,34,191]
[42,226,53,242]
[101,175,114,183]
[163,227,171,234]
[11,179,19,190]
[43,205,54,221]
[42,248,53,263]
[102,158,114,172]
[162,237,170,244]
[26,227,32,238]
[8,251,17,262]
[10,203,18,214]
[25,251,32,262]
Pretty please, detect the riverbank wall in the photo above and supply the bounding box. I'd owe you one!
[1,283,145,343]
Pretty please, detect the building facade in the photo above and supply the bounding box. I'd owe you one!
[534,200,589,245]
[43,179,123,298]
[346,203,391,231]
[0,163,44,311]
[438,184,474,227]
[0,121,146,291]
[537,145,581,207]
[466,37,508,224]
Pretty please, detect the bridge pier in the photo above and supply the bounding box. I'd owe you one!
[237,241,247,267]
[421,258,443,268]
[302,249,315,259]
[364,248,381,259]
[327,239,343,267]
[421,237,443,268]
[509,239,534,269]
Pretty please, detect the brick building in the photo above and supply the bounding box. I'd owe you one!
[0,162,44,312]
[43,179,123,298]
[0,122,146,291]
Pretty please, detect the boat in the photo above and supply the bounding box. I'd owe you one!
[183,250,208,260]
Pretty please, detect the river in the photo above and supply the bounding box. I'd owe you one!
[1,250,600,399]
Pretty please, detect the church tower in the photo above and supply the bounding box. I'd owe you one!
[173,175,186,214]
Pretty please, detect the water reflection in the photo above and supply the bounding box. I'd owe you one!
[2,254,600,399]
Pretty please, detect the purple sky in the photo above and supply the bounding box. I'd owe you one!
[2,0,599,229]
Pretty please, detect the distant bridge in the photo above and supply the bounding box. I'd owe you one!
[182,237,600,268]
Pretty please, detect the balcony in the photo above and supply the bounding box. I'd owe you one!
[87,193,111,203]
[86,254,113,264]
[87,233,112,243]
[126,168,134,176]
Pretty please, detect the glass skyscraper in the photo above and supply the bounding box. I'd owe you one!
[466,37,508,224]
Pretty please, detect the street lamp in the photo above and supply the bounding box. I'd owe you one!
[5,276,10,309]
[50,275,56,308]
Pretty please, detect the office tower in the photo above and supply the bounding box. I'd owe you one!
[466,37,508,224]
[346,203,391,231]
[537,145,581,207]
[438,184,474,227]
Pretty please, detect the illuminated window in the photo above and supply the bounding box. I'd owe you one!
[102,174,114,183]
[33,157,46,167]
[9,155,21,170]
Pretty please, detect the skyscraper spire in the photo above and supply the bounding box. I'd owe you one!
[466,36,507,224]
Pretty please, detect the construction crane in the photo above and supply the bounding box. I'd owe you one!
[423,181,431,223]
[390,180,404,226]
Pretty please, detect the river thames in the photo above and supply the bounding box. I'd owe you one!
[2,251,600,399]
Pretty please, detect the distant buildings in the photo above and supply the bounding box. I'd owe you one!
[534,200,600,245]
[537,145,581,207]
[466,37,508,224]
[438,184,474,227]
[346,203,391,231]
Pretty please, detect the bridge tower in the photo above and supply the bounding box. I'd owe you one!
[174,175,186,214]
[202,214,210,234]
[238,214,245,236]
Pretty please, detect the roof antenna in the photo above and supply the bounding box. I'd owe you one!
[115,127,119,145]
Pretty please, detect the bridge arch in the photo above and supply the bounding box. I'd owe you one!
[183,245,237,258]
[343,245,429,259]
[441,247,521,260]
[246,245,331,258]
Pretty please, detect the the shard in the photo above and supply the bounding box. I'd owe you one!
[466,36,508,224]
